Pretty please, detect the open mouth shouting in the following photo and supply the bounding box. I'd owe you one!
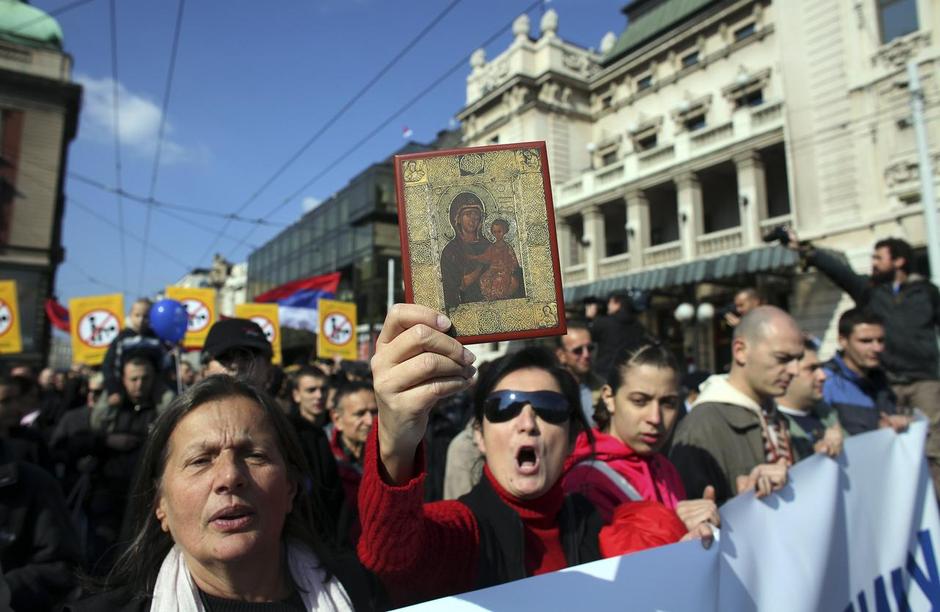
[209,504,256,533]
[515,445,540,476]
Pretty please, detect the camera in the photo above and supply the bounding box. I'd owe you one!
[762,224,790,245]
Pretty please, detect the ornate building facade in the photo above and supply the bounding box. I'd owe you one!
[457,0,938,368]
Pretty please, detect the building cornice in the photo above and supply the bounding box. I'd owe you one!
[592,0,766,90]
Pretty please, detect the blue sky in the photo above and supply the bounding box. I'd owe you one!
[36,0,625,303]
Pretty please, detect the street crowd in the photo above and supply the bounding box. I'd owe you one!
[0,233,938,611]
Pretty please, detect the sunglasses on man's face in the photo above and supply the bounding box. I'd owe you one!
[483,390,571,425]
[570,343,596,356]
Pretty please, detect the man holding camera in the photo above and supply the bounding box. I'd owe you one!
[786,230,940,490]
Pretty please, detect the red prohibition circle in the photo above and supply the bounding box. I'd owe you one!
[251,315,277,343]
[323,311,353,346]
[77,308,121,349]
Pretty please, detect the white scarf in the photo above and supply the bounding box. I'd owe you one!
[149,542,353,612]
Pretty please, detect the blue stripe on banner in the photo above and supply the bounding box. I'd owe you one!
[276,289,334,308]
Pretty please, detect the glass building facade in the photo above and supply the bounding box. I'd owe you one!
[247,132,460,332]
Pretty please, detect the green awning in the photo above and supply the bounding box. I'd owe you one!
[563,245,798,302]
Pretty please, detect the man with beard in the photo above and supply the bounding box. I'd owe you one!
[787,232,940,490]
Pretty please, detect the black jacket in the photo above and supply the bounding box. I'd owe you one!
[809,248,940,382]
[0,439,82,612]
[458,476,602,590]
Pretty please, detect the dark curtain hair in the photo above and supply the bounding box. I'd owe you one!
[103,374,332,596]
[472,346,591,444]
[594,342,679,432]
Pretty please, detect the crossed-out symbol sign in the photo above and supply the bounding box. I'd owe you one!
[0,299,12,337]
[183,299,211,333]
[323,312,353,346]
[78,309,120,348]
[251,315,276,344]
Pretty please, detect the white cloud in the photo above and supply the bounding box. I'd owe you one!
[76,74,201,164]
[302,196,322,213]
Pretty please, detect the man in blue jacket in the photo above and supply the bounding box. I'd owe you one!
[789,232,940,491]
[822,308,911,436]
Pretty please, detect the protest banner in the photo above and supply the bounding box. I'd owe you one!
[317,299,357,361]
[235,303,282,365]
[399,418,940,612]
[0,280,22,354]
[69,293,124,366]
[166,286,216,350]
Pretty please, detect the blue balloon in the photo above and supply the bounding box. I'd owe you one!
[149,299,188,343]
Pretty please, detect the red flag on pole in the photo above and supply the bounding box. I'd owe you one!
[45,298,70,332]
[254,272,341,304]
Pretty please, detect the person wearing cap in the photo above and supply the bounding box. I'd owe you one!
[201,318,274,388]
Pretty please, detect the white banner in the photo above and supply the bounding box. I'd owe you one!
[399,418,940,612]
[278,305,318,332]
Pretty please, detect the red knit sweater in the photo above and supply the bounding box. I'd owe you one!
[356,428,568,606]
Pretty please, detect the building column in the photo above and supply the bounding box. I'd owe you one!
[625,188,650,269]
[583,204,604,281]
[557,219,572,270]
[675,172,703,260]
[734,151,768,247]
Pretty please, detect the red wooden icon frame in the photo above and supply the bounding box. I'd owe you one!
[394,140,567,345]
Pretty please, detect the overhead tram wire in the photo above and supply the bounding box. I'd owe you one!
[192,0,466,267]
[65,260,123,293]
[139,0,187,295]
[69,197,192,271]
[223,0,548,259]
[66,171,286,227]
[108,0,128,296]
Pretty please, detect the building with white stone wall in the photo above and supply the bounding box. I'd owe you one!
[457,0,938,370]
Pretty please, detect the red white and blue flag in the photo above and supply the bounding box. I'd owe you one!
[254,272,340,332]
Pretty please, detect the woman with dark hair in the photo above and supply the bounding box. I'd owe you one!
[68,375,381,612]
[563,342,720,532]
[358,305,696,606]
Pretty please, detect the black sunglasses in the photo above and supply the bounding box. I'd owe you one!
[483,390,571,424]
[571,343,596,356]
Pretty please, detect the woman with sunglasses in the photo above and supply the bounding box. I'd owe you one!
[357,305,691,606]
[563,342,720,532]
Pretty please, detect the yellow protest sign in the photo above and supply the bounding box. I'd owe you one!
[166,286,217,350]
[235,303,282,365]
[317,299,357,361]
[0,281,23,354]
[69,293,124,366]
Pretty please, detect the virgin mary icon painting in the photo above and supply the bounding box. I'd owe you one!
[395,141,565,344]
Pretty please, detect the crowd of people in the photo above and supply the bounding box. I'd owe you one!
[0,233,935,610]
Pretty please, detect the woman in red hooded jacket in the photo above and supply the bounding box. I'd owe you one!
[562,342,720,532]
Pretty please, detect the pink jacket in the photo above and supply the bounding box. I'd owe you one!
[562,429,686,523]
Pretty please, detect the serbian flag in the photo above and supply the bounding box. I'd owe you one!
[255,272,340,332]
[45,298,70,332]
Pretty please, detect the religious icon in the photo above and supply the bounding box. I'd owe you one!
[395,141,566,344]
